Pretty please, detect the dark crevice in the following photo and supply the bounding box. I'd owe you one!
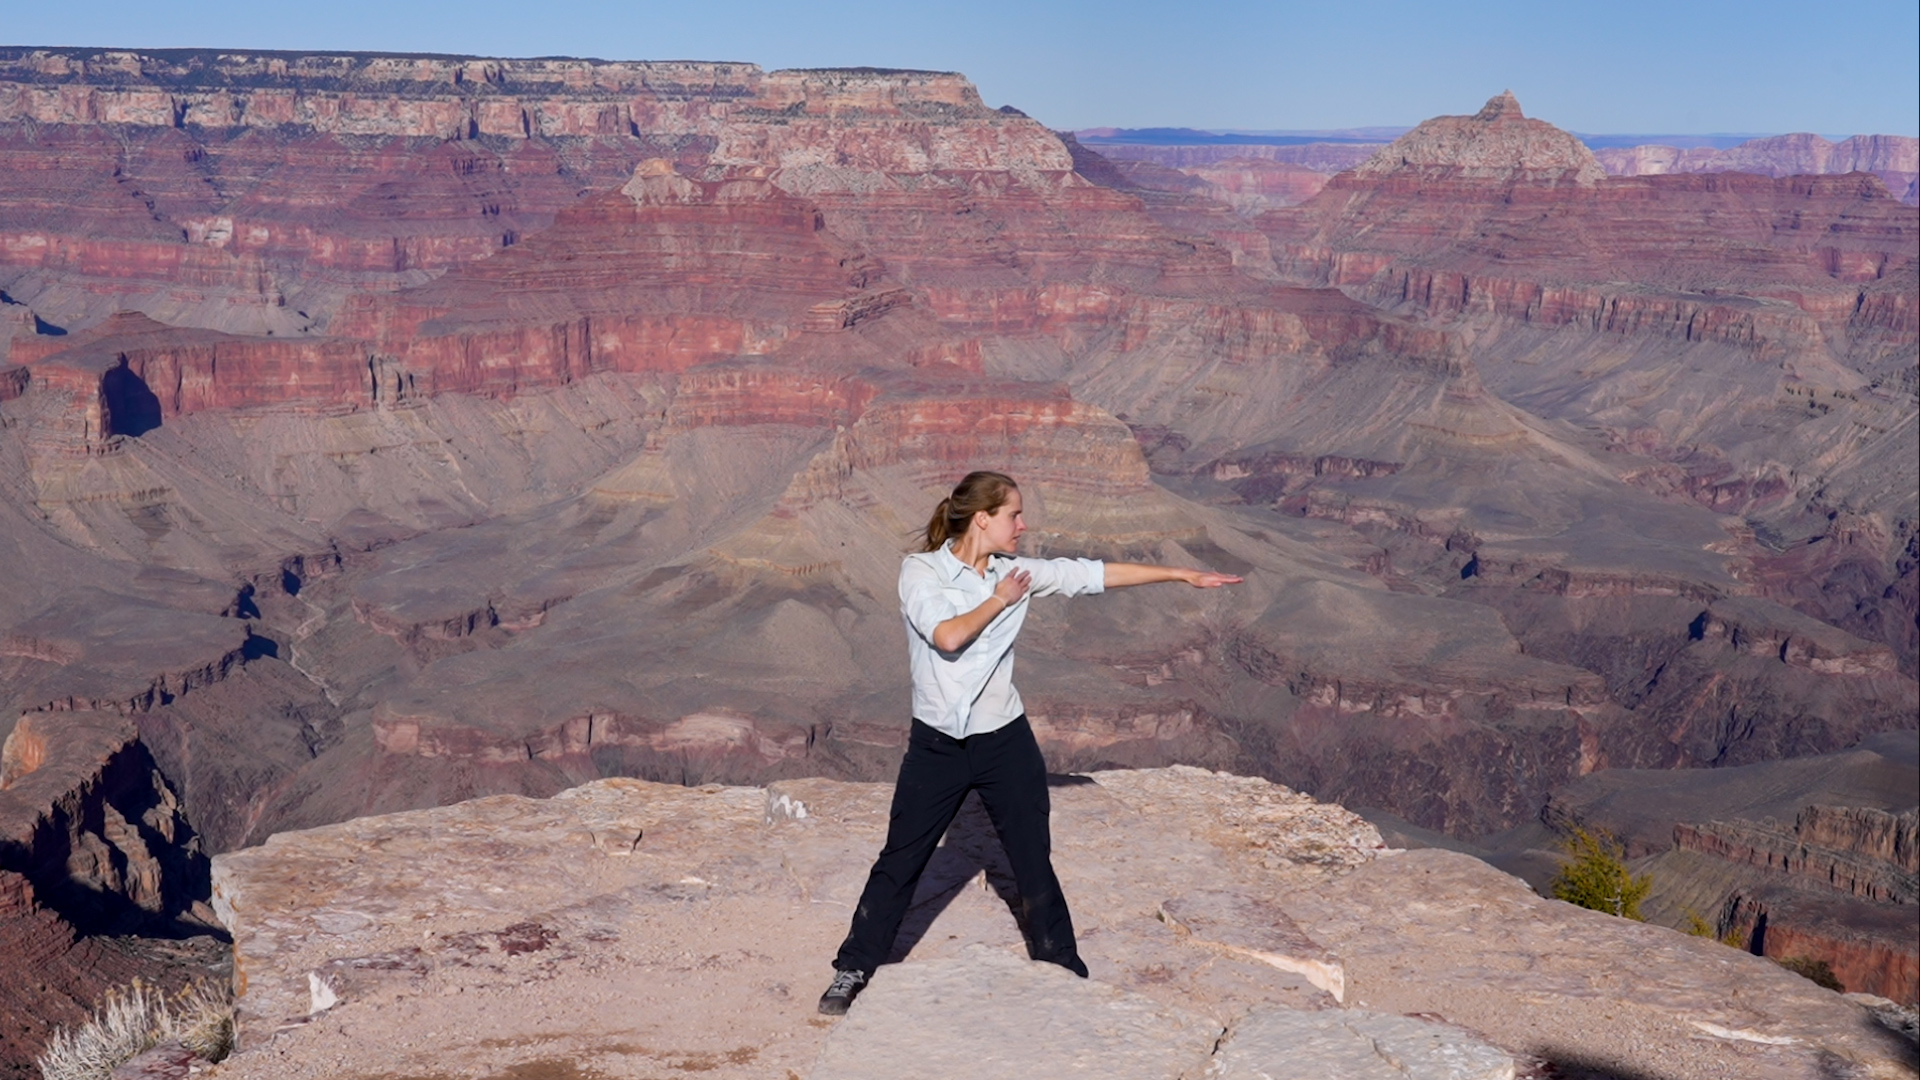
[100,362,163,437]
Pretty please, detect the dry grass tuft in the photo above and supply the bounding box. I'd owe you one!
[35,978,233,1080]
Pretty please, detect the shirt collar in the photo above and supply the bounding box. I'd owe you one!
[934,540,970,581]
[935,540,1006,582]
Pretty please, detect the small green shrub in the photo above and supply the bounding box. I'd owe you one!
[1549,827,1651,921]
[1774,955,1844,992]
[1682,909,1714,937]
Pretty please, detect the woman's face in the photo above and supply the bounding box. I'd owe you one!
[976,488,1026,554]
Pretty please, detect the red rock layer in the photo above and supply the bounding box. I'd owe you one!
[1724,890,1918,1004]
[339,172,874,395]
[1264,170,1919,348]
[11,129,1437,456]
[1674,811,1917,905]
[0,49,1063,334]
[0,874,148,1076]
[11,170,884,438]
[1597,133,1920,205]
[0,121,655,333]
[842,378,1151,493]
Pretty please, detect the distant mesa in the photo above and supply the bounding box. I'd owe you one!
[1078,101,1918,209]
[1350,90,1608,184]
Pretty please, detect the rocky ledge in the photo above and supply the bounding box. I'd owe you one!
[205,767,1915,1079]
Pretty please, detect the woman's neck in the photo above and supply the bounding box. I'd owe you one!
[950,535,993,576]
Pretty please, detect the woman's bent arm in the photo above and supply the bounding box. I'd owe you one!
[1103,562,1243,589]
[931,569,1033,652]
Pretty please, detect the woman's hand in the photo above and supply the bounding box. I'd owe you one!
[932,570,1031,653]
[993,568,1033,607]
[1183,569,1244,588]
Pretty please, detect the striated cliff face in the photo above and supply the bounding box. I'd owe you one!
[1258,93,1919,691]
[0,710,221,1076]
[1723,887,1919,1005]
[1668,806,1919,1003]
[1675,806,1918,905]
[1533,734,1918,1007]
[0,48,1055,340]
[0,711,212,930]
[1598,133,1920,205]
[1800,805,1920,875]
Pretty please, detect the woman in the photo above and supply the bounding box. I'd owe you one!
[819,470,1242,1014]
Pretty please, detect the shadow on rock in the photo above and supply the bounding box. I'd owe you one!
[887,792,1029,964]
[1518,1052,1675,1080]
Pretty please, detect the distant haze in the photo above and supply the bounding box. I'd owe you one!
[6,0,1916,135]
[1074,129,1848,151]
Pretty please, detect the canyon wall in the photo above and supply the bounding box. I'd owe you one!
[0,711,219,1075]
[1254,94,1919,686]
[1536,735,1917,1007]
[0,48,1048,339]
[1597,133,1919,204]
[1680,806,1917,1002]
[1676,807,1918,904]
[1084,128,1920,211]
[0,61,1913,1072]
[1722,886,1918,1004]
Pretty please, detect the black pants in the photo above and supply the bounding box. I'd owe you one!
[833,715,1080,973]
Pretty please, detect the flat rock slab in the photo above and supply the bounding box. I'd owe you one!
[207,769,1383,1080]
[1160,890,1344,1002]
[810,947,1219,1080]
[204,770,1916,1080]
[1279,848,1918,1080]
[1211,1008,1514,1080]
[108,1041,197,1080]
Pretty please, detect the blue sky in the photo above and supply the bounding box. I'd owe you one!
[9,0,1917,136]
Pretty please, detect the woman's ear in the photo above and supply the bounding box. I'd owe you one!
[972,509,991,533]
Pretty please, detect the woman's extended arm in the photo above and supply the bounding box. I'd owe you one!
[1103,562,1243,589]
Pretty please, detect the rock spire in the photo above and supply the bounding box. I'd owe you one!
[1474,90,1523,121]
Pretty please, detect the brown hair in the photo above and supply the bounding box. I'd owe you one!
[921,471,1018,552]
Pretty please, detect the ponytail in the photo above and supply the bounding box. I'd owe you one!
[921,471,1017,552]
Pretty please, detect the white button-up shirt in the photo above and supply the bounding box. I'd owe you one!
[899,541,1106,738]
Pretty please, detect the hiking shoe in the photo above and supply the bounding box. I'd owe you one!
[1054,953,1089,978]
[817,968,869,1015]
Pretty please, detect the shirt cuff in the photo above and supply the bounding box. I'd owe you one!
[1080,557,1106,594]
